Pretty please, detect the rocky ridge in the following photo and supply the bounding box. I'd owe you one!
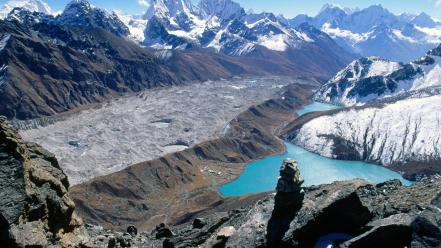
[0,117,89,247]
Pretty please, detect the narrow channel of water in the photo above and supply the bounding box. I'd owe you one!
[220,102,413,197]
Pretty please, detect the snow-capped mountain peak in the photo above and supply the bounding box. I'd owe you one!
[0,0,53,19]
[198,0,245,20]
[57,0,130,37]
[319,4,347,14]
[144,0,194,20]
[62,0,92,16]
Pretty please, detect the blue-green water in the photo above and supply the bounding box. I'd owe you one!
[220,102,413,197]
[295,102,340,116]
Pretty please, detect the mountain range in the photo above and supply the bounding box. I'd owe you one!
[0,0,355,120]
[2,0,440,64]
[280,4,441,62]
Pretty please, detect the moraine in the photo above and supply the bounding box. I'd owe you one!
[220,102,413,197]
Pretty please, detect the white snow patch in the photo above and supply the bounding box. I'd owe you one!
[321,23,368,44]
[366,59,401,77]
[258,34,288,51]
[391,29,417,43]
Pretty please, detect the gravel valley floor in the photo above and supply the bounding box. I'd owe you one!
[20,77,314,185]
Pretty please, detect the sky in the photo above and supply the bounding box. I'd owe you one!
[2,0,441,19]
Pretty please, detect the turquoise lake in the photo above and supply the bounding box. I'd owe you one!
[220,102,413,197]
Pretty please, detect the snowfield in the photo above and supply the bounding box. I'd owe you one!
[291,95,441,168]
[19,77,307,185]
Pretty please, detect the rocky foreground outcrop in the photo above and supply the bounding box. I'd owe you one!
[83,159,441,248]
[0,117,89,247]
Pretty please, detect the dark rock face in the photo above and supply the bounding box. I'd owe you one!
[0,117,89,247]
[192,218,207,229]
[340,214,413,248]
[281,181,372,247]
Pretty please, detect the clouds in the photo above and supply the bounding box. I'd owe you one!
[138,0,149,7]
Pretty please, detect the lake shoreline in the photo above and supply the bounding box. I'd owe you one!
[220,102,414,197]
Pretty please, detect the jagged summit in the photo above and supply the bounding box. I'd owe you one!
[411,12,441,28]
[58,0,130,37]
[63,0,92,14]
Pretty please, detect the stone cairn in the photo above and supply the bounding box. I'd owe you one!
[266,158,305,247]
[273,158,305,215]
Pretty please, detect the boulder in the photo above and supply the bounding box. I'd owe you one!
[127,225,138,236]
[0,117,89,247]
[192,218,207,229]
[154,223,174,239]
[411,192,441,247]
[213,226,236,248]
[340,213,413,247]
